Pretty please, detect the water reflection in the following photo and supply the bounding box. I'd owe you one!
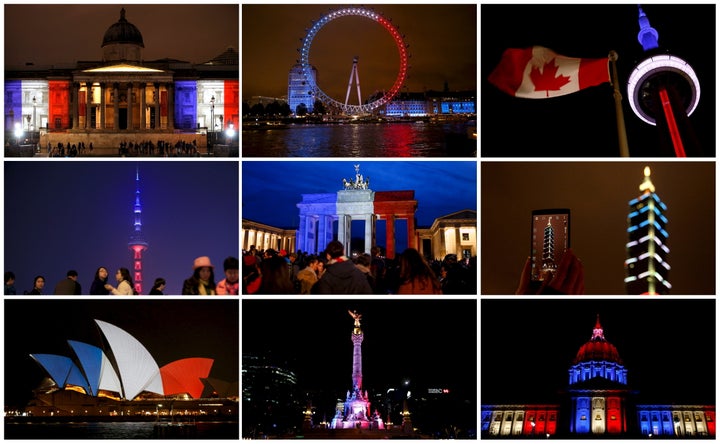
[242,122,476,157]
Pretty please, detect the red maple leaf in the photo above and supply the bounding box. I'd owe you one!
[529,58,571,97]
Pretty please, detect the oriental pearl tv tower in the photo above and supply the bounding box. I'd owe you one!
[627,6,702,157]
[128,165,148,294]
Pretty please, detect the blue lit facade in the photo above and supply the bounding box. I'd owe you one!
[624,167,671,295]
[288,64,316,115]
[481,315,715,438]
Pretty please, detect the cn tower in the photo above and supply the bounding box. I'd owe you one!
[627,6,702,157]
[128,165,148,294]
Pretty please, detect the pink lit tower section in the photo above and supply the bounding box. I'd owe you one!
[128,165,148,294]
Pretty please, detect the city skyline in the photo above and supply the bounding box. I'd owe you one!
[242,4,477,100]
[5,4,239,67]
[481,299,716,406]
[481,4,715,157]
[481,161,715,295]
[5,299,239,409]
[4,161,239,295]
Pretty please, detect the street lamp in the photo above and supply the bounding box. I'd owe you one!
[26,114,31,132]
[210,95,215,132]
[32,96,37,131]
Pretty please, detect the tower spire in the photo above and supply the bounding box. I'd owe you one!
[128,164,148,294]
[592,314,605,341]
[637,6,659,51]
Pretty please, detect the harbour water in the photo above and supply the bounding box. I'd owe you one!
[4,420,239,439]
[242,121,476,157]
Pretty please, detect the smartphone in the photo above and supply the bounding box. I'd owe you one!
[530,208,570,283]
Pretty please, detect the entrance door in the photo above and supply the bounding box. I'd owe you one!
[119,109,127,130]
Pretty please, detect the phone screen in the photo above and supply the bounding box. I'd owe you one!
[530,209,570,282]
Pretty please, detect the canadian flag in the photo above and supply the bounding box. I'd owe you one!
[488,46,610,98]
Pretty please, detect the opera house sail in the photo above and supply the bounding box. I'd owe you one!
[26,319,237,417]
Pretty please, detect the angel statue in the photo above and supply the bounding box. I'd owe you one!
[348,309,362,327]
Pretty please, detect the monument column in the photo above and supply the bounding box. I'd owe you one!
[247,230,256,250]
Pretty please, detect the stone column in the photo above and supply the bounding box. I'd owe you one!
[337,214,349,255]
[167,83,174,130]
[127,83,133,130]
[113,83,120,130]
[85,83,91,129]
[297,216,308,253]
[406,215,416,250]
[247,230,256,250]
[364,214,373,254]
[154,83,160,129]
[99,83,106,129]
[139,83,146,130]
[71,82,79,130]
[386,215,396,260]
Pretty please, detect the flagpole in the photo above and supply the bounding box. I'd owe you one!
[609,50,630,157]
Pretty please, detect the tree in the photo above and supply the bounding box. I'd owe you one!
[313,100,326,115]
[296,103,308,116]
[249,103,265,117]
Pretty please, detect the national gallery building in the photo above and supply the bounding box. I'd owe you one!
[4,8,239,154]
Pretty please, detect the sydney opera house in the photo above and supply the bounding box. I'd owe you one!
[24,319,238,418]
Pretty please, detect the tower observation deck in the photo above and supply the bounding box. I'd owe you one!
[627,6,702,156]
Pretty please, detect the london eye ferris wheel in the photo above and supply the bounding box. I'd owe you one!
[298,6,410,115]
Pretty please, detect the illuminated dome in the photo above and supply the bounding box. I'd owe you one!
[573,315,623,365]
[101,8,144,62]
[568,315,627,385]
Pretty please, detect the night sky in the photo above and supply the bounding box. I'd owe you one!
[242,298,477,414]
[4,299,239,409]
[242,160,477,254]
[5,4,239,67]
[481,4,715,157]
[4,161,239,296]
[242,3,477,100]
[481,161,715,295]
[481,298,716,406]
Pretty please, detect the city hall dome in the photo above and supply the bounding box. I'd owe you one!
[573,315,623,365]
[101,8,144,62]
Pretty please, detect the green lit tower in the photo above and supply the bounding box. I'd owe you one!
[624,167,670,294]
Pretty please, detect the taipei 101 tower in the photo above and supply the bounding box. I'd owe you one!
[128,166,148,294]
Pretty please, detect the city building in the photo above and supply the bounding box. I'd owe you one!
[5,7,239,155]
[481,314,714,438]
[288,63,317,115]
[25,319,238,417]
[624,166,671,294]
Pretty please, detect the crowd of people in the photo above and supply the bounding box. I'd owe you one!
[44,139,204,157]
[242,242,477,295]
[3,255,240,296]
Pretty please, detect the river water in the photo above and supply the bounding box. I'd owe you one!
[242,121,476,157]
[4,420,239,439]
